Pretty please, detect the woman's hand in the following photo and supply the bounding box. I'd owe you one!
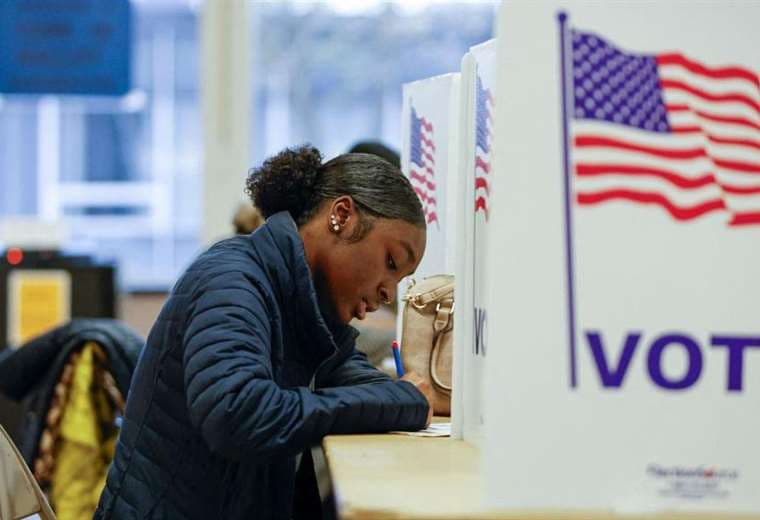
[401,372,434,427]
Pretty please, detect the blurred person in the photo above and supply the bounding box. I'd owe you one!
[348,140,401,169]
[94,146,434,519]
[232,202,265,234]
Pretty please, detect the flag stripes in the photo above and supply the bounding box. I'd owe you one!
[570,29,760,227]
[409,107,439,226]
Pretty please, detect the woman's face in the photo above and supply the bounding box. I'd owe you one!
[310,201,426,325]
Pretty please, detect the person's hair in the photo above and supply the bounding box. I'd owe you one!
[245,145,425,241]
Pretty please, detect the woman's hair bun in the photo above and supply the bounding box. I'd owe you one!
[245,145,323,221]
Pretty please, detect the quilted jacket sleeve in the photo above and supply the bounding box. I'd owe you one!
[316,347,390,387]
[182,271,428,462]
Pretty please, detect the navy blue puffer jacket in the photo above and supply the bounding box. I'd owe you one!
[94,212,428,519]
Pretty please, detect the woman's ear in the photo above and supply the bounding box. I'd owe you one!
[330,195,357,236]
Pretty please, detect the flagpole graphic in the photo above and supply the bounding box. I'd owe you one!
[558,11,579,389]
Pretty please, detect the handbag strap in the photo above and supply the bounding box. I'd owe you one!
[429,298,453,394]
[404,279,454,309]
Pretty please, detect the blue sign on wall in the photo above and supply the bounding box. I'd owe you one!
[0,0,131,95]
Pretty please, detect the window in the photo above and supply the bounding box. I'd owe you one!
[0,2,202,290]
[252,2,496,164]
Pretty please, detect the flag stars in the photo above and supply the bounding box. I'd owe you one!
[572,31,669,133]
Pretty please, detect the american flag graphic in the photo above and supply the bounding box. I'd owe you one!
[409,107,439,226]
[475,74,494,219]
[570,29,760,226]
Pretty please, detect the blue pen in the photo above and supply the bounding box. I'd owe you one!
[391,340,405,377]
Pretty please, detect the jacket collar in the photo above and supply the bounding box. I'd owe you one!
[253,212,358,363]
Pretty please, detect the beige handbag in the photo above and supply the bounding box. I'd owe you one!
[400,274,454,416]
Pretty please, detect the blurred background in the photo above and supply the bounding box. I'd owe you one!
[0,0,494,293]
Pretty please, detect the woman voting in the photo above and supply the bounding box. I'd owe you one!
[94,146,434,519]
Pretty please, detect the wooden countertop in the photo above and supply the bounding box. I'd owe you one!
[321,432,759,520]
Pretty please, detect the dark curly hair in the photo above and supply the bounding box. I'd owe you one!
[245,145,425,240]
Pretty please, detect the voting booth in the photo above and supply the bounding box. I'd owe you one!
[398,74,463,418]
[481,0,760,514]
[401,43,499,443]
[452,40,497,443]
[400,74,461,278]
